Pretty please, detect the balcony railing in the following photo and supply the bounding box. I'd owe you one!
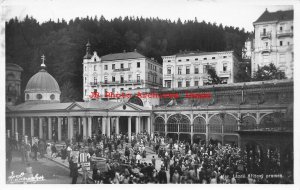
[277,30,293,38]
[261,46,272,53]
[113,68,130,72]
[260,32,271,39]
[219,71,231,76]
[100,79,144,86]
[90,82,100,86]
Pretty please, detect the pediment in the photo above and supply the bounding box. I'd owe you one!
[66,102,84,110]
[109,102,143,111]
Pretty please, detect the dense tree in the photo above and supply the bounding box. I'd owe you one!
[6,15,249,102]
[252,63,286,81]
[206,67,221,85]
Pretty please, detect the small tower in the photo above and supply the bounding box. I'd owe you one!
[84,40,92,59]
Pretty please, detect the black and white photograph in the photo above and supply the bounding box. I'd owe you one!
[1,0,298,187]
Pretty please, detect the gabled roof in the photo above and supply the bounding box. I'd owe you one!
[101,51,145,61]
[254,9,293,24]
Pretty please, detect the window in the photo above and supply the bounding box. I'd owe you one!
[159,68,162,74]
[194,66,199,74]
[265,42,268,47]
[112,76,115,82]
[195,58,198,61]
[94,77,97,83]
[112,64,115,70]
[137,62,140,68]
[26,94,29,100]
[148,74,151,81]
[112,88,115,93]
[168,60,171,62]
[120,88,124,91]
[186,81,190,87]
[128,75,132,81]
[178,59,182,62]
[223,63,228,72]
[194,81,199,86]
[154,66,156,71]
[160,78,163,84]
[84,77,87,84]
[84,66,86,71]
[104,65,108,70]
[178,67,182,75]
[186,66,190,74]
[137,74,140,82]
[167,67,172,74]
[291,26,293,30]
[121,63,124,69]
[104,89,108,96]
[178,81,182,87]
[279,54,286,63]
[204,58,207,60]
[223,56,227,58]
[94,65,97,71]
[50,94,55,100]
[85,90,87,96]
[280,41,283,46]
[165,81,171,88]
[288,42,290,45]
[148,63,150,68]
[186,59,189,61]
[212,57,215,59]
[263,28,266,34]
[128,63,131,68]
[120,75,124,83]
[104,76,108,83]
[36,94,42,100]
[280,26,283,31]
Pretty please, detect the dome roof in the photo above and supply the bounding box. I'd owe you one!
[25,69,61,93]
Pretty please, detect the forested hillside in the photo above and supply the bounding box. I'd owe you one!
[6,15,249,102]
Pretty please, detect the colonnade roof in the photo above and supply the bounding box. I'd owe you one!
[7,100,151,113]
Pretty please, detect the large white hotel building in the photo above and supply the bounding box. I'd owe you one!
[162,51,239,88]
[82,42,163,101]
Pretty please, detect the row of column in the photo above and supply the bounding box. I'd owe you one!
[9,116,152,142]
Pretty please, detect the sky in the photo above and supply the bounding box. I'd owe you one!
[0,0,296,32]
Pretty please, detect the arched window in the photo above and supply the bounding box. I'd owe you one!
[223,114,237,133]
[167,114,190,133]
[260,112,284,130]
[242,116,257,130]
[154,117,165,132]
[209,115,222,133]
[128,95,143,106]
[26,94,30,100]
[193,117,206,133]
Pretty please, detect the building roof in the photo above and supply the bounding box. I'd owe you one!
[163,50,234,58]
[101,51,145,61]
[25,69,61,93]
[6,63,23,72]
[254,9,293,24]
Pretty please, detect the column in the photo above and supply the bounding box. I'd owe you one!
[135,117,139,134]
[205,114,209,144]
[190,114,194,144]
[128,116,131,142]
[30,117,34,137]
[69,117,74,140]
[48,117,52,140]
[82,117,87,140]
[39,117,43,139]
[107,117,111,138]
[15,117,18,136]
[78,117,81,135]
[116,117,120,135]
[22,117,26,136]
[57,117,62,141]
[11,117,15,137]
[102,117,106,135]
[147,117,151,134]
[88,117,92,138]
[164,114,167,137]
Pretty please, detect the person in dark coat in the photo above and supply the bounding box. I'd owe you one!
[69,158,74,177]
[71,157,82,184]
[32,143,38,161]
[157,167,167,184]
[61,146,67,161]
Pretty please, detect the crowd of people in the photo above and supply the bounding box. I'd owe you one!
[6,131,293,184]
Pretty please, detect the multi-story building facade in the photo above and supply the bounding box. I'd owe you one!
[252,9,294,78]
[82,42,163,101]
[162,51,239,88]
[6,63,23,105]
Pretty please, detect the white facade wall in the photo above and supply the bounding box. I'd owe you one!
[83,52,162,101]
[252,20,294,78]
[162,51,238,88]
